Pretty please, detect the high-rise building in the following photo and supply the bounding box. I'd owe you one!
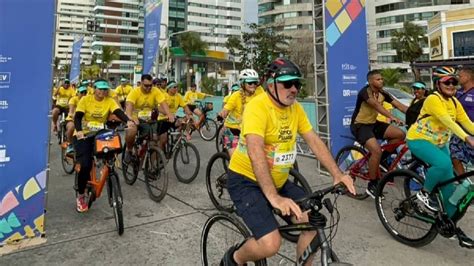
[367,0,474,74]
[91,0,144,78]
[55,0,95,67]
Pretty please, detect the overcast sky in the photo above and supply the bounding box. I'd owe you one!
[244,0,258,24]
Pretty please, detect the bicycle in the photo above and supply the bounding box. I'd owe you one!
[335,136,411,199]
[74,128,125,235]
[57,111,75,174]
[121,121,168,202]
[205,153,307,243]
[201,183,351,265]
[215,117,226,152]
[193,100,218,141]
[163,118,200,183]
[375,167,474,249]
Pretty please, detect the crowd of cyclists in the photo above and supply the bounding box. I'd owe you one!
[51,58,473,264]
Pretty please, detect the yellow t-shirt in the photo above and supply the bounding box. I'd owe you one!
[52,87,58,101]
[376,102,394,123]
[407,92,472,145]
[87,86,94,95]
[223,89,264,129]
[158,93,186,120]
[184,91,207,105]
[229,93,313,188]
[115,85,132,102]
[223,95,231,104]
[75,95,120,134]
[69,96,80,107]
[55,87,76,107]
[126,87,166,121]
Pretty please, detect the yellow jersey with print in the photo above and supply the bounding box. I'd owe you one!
[223,89,263,130]
[351,86,393,125]
[66,96,81,121]
[55,87,76,107]
[75,95,120,134]
[115,85,132,102]
[407,92,472,145]
[184,91,207,105]
[126,87,166,121]
[158,93,186,120]
[229,93,313,188]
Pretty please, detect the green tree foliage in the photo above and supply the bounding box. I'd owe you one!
[200,76,218,95]
[81,65,101,80]
[381,68,402,87]
[177,32,209,90]
[391,22,426,80]
[100,45,119,79]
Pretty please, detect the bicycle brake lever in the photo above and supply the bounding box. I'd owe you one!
[323,198,334,214]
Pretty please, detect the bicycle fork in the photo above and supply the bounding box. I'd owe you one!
[297,212,332,266]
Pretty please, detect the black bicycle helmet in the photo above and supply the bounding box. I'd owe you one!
[265,58,302,79]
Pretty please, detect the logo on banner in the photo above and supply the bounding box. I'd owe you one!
[0,100,8,109]
[0,72,11,83]
[0,144,11,164]
[326,0,366,46]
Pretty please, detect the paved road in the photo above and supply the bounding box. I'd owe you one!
[1,133,472,265]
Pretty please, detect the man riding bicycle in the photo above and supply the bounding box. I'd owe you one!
[407,66,474,247]
[73,79,132,212]
[52,79,75,133]
[65,85,88,154]
[183,83,213,129]
[123,74,174,163]
[222,58,355,265]
[350,70,407,198]
[115,77,132,109]
[218,69,264,156]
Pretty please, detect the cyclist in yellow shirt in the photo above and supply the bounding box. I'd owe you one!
[115,78,132,108]
[65,85,88,154]
[221,58,354,265]
[52,79,75,133]
[218,69,264,156]
[222,84,239,107]
[123,74,174,163]
[184,83,213,128]
[74,79,132,212]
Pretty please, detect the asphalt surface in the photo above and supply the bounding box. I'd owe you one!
[1,132,472,265]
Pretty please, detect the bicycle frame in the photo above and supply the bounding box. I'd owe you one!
[88,159,111,198]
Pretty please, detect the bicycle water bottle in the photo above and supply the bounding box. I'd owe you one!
[448,178,472,205]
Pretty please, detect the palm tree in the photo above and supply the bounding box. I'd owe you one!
[391,21,426,80]
[82,65,101,80]
[381,68,402,87]
[177,32,208,90]
[100,45,119,79]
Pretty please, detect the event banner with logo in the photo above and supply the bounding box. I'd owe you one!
[0,0,54,244]
[143,0,163,74]
[69,35,84,84]
[325,0,369,155]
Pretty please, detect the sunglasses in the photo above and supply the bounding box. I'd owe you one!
[245,81,258,86]
[442,80,458,86]
[79,91,87,94]
[278,80,302,90]
[143,84,153,88]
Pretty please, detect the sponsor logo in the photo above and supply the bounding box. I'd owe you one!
[0,72,11,83]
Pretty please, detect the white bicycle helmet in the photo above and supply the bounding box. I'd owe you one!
[239,69,259,82]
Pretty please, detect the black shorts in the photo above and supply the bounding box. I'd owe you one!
[55,106,69,115]
[157,120,176,135]
[227,170,307,240]
[350,121,390,145]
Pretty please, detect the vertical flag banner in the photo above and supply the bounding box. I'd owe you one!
[69,35,84,84]
[143,0,163,74]
[325,0,369,155]
[0,0,55,244]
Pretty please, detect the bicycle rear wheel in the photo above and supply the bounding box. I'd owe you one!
[206,152,233,212]
[375,169,437,247]
[108,172,124,235]
[61,147,75,174]
[173,142,200,183]
[201,213,267,266]
[280,169,312,243]
[200,118,218,141]
[335,145,370,200]
[121,147,139,185]
[144,147,168,202]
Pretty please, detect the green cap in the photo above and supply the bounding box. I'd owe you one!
[120,78,127,82]
[275,75,303,82]
[77,86,88,93]
[94,80,110,90]
[166,81,178,89]
[231,84,240,91]
[244,78,258,83]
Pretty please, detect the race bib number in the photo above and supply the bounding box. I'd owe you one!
[274,150,297,166]
[87,121,104,131]
[138,110,152,120]
[57,98,68,106]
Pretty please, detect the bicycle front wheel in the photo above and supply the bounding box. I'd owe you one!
[335,145,370,200]
[144,147,169,202]
[215,123,225,152]
[201,213,267,266]
[375,169,437,247]
[121,147,139,185]
[206,152,233,212]
[173,142,200,183]
[199,118,218,141]
[108,172,124,235]
[60,147,75,174]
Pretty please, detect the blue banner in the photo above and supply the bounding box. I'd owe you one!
[325,0,369,155]
[143,0,163,74]
[0,0,55,244]
[69,35,84,84]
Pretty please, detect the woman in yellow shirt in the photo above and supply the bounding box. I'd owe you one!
[64,85,88,153]
[407,67,474,225]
